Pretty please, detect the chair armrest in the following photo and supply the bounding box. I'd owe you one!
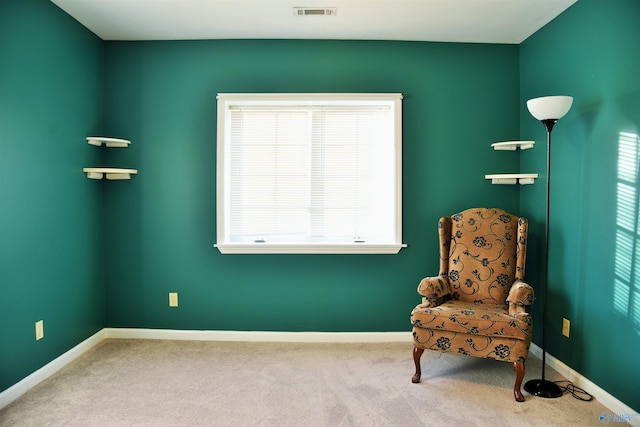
[506,281,535,317]
[417,275,451,307]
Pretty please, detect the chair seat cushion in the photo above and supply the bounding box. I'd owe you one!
[411,300,532,340]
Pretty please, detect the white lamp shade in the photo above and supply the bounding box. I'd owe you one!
[527,96,573,121]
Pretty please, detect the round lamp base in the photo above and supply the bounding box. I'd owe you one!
[524,379,563,398]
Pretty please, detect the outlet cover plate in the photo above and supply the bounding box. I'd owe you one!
[562,318,570,337]
[35,320,44,340]
[169,292,178,307]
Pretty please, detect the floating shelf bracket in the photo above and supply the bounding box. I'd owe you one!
[491,141,535,151]
[86,136,131,147]
[83,167,138,180]
[485,173,538,185]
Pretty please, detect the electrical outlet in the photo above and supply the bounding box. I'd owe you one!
[562,318,570,338]
[35,320,44,340]
[169,292,178,307]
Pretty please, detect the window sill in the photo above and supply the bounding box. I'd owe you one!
[214,243,407,254]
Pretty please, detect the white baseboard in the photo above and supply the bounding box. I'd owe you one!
[2,329,636,426]
[529,344,639,427]
[0,329,107,411]
[103,328,413,343]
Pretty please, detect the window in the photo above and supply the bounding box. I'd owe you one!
[215,93,404,254]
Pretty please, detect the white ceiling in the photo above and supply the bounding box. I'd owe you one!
[50,0,577,44]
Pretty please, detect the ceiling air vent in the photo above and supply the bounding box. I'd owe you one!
[293,7,337,16]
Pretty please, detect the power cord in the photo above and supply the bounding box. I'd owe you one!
[554,380,594,401]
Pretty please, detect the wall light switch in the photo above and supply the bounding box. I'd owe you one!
[169,292,178,307]
[35,320,44,340]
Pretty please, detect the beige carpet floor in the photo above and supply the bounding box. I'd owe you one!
[0,339,612,426]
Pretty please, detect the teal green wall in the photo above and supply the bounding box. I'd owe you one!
[520,0,640,410]
[0,0,105,391]
[101,40,520,331]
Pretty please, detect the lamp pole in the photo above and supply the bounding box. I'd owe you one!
[523,119,563,398]
[523,95,572,399]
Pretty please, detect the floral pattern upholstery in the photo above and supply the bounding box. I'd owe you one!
[411,208,535,400]
[412,301,531,339]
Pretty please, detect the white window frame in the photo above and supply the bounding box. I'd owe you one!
[215,93,405,254]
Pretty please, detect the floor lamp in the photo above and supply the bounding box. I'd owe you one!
[523,95,573,398]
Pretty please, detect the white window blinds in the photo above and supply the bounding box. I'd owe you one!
[216,94,404,254]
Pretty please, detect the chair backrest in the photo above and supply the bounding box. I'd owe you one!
[438,208,527,305]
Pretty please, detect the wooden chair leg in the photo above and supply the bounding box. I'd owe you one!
[513,361,525,402]
[412,346,424,383]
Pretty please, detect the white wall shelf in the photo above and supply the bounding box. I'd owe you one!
[83,167,138,180]
[84,136,137,180]
[491,140,535,151]
[486,140,537,185]
[86,136,131,147]
[485,173,538,185]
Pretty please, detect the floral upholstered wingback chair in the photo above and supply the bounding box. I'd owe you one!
[410,208,535,402]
